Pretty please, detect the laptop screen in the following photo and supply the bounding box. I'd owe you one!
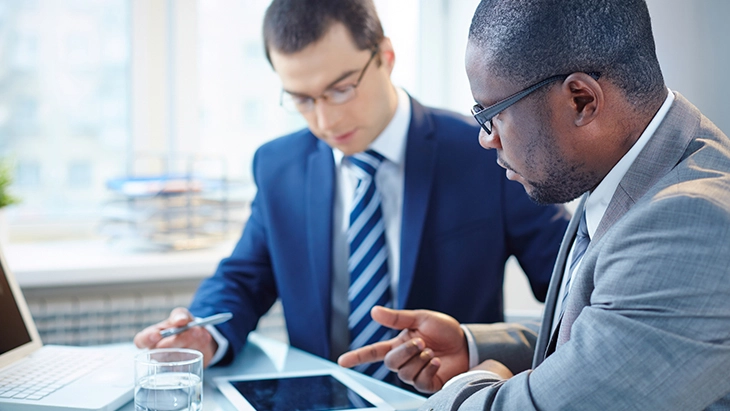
[0,256,32,355]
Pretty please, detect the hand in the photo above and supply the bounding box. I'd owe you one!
[133,307,218,367]
[472,359,513,379]
[337,306,469,393]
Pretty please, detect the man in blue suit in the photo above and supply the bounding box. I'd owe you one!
[134,0,568,376]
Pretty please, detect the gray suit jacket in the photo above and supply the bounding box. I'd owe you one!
[421,93,730,410]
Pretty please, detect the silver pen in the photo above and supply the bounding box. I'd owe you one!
[159,312,233,338]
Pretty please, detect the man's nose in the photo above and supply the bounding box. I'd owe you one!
[479,127,502,150]
[314,101,342,131]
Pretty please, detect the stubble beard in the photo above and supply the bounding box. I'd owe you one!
[523,122,599,205]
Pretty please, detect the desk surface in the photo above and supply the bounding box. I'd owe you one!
[119,333,425,411]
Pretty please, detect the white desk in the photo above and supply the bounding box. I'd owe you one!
[118,333,426,411]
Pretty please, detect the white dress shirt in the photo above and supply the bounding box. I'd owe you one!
[207,87,412,364]
[458,89,675,382]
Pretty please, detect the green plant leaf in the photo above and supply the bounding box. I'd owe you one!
[0,161,20,208]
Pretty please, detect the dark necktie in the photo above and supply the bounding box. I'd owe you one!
[559,211,590,321]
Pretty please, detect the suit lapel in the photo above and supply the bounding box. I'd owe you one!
[594,92,696,242]
[533,194,587,367]
[398,98,437,308]
[305,139,335,356]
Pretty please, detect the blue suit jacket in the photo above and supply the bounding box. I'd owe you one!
[189,97,569,364]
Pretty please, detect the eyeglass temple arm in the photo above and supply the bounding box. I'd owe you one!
[479,71,601,117]
[487,75,568,116]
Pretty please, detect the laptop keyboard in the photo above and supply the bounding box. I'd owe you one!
[0,347,112,401]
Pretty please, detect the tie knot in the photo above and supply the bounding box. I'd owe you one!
[576,211,590,241]
[349,150,385,178]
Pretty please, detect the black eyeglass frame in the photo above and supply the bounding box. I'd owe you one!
[471,72,601,134]
[279,47,380,113]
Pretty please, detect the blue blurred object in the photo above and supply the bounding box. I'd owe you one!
[100,155,250,251]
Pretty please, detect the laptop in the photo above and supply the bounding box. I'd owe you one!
[0,245,139,411]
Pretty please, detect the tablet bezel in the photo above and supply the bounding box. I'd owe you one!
[214,368,396,411]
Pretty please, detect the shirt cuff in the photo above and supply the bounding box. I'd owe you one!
[460,324,479,369]
[206,323,229,366]
[443,370,503,389]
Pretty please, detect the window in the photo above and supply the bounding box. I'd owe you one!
[196,0,305,179]
[0,0,428,243]
[0,0,130,240]
[0,0,474,243]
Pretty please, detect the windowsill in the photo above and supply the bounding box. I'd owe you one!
[5,239,237,288]
[6,240,544,321]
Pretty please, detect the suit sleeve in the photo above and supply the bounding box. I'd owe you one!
[501,178,570,302]
[420,192,730,410]
[188,149,279,366]
[465,321,540,374]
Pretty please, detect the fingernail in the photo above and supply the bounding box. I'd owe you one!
[414,338,425,350]
[173,314,188,322]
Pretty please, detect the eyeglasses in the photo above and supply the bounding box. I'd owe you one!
[280,48,379,114]
[471,72,601,134]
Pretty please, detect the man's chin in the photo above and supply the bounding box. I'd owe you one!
[328,139,369,156]
[337,147,365,156]
[519,184,547,205]
[526,191,551,205]
[509,179,546,205]
[526,185,584,205]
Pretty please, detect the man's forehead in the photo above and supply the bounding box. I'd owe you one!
[465,43,509,105]
[270,23,365,94]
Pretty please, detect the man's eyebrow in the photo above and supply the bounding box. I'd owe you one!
[282,69,360,97]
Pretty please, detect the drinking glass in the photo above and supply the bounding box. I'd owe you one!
[134,348,203,411]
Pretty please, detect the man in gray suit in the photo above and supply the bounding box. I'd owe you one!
[338,0,730,409]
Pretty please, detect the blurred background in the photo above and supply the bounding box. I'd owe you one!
[1,0,727,243]
[0,0,727,344]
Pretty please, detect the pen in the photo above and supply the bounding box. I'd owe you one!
[159,312,233,338]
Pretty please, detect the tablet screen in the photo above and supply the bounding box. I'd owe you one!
[229,374,375,411]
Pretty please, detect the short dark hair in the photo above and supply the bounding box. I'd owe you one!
[263,0,384,65]
[469,0,665,105]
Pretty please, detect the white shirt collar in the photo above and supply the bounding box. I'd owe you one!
[584,89,675,237]
[332,87,411,166]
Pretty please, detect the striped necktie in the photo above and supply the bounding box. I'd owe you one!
[559,211,590,320]
[347,150,393,380]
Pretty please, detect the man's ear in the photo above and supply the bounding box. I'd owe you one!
[564,72,603,127]
[379,37,396,74]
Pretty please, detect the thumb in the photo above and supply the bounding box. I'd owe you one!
[370,306,421,330]
[169,307,194,327]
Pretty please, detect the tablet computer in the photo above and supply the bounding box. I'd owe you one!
[214,369,395,411]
